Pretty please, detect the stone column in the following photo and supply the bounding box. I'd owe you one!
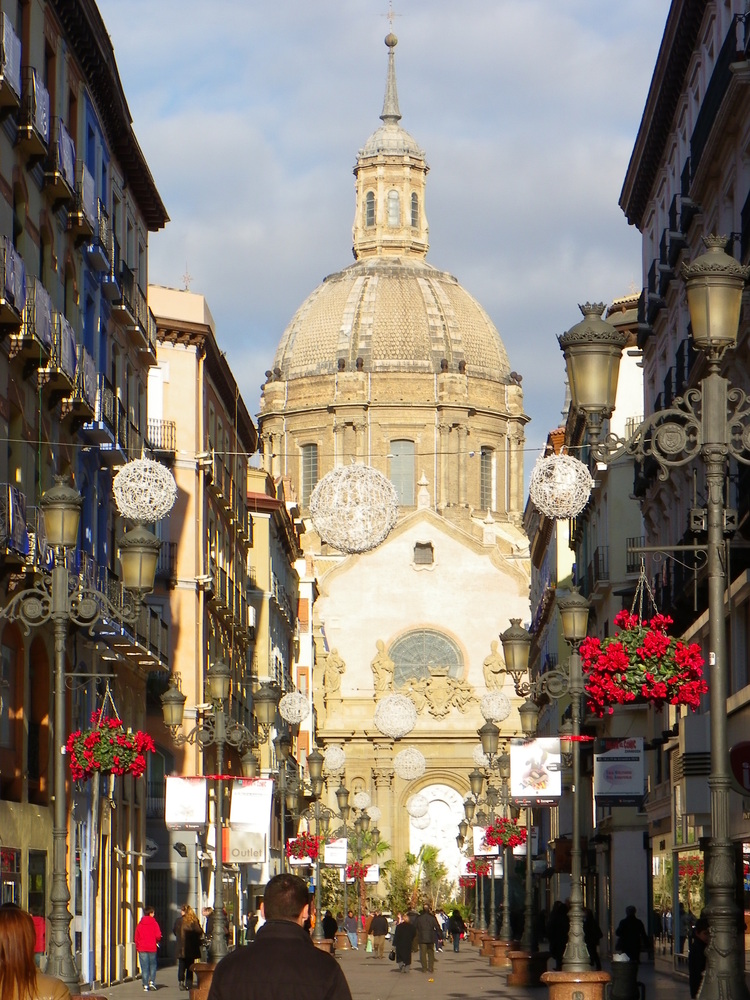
[457,424,468,506]
[438,423,450,509]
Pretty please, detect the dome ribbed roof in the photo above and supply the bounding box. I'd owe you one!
[271,256,511,382]
[360,121,424,159]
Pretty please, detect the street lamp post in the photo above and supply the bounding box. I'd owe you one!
[500,591,592,973]
[0,480,161,988]
[462,796,483,931]
[557,236,750,1000]
[332,780,351,938]
[162,667,281,961]
[468,762,501,938]
[274,730,293,873]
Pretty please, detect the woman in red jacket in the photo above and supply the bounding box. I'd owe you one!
[134,907,162,991]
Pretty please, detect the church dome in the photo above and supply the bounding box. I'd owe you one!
[360,121,423,159]
[271,255,512,382]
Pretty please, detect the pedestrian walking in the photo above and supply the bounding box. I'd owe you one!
[414,903,442,977]
[448,909,466,952]
[0,906,70,1000]
[689,917,710,998]
[616,905,650,970]
[206,873,352,1000]
[583,908,603,970]
[369,910,389,958]
[134,906,162,991]
[344,909,358,949]
[393,912,417,973]
[174,904,203,990]
[547,900,570,970]
[322,910,338,942]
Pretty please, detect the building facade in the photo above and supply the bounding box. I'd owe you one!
[620,0,750,965]
[257,33,530,889]
[0,0,167,985]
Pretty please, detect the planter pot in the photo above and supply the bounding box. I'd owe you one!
[479,933,496,957]
[507,950,550,986]
[489,939,514,969]
[469,927,484,946]
[189,961,216,1000]
[335,930,350,951]
[541,968,610,1000]
[314,938,335,954]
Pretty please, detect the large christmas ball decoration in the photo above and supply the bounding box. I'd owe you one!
[309,464,399,553]
[528,452,593,520]
[406,793,429,818]
[472,744,489,767]
[373,695,417,739]
[367,806,382,824]
[324,745,346,773]
[352,791,371,811]
[479,691,511,723]
[113,458,178,522]
[393,747,426,780]
[411,812,431,830]
[279,692,310,725]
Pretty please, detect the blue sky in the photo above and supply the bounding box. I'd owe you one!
[97,0,671,469]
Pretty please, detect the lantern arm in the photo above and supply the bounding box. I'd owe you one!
[0,572,142,636]
[512,666,571,702]
[726,384,750,465]
[588,392,702,475]
[170,711,255,753]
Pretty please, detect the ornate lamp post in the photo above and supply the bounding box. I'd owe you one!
[274,729,293,873]
[462,795,484,931]
[557,237,750,1000]
[467,759,502,938]
[500,590,593,974]
[331,779,351,937]
[300,749,337,945]
[162,667,281,960]
[0,479,160,988]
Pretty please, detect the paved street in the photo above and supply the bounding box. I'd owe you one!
[75,949,701,1000]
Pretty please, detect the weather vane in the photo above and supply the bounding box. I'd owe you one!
[182,264,192,291]
[385,1,400,30]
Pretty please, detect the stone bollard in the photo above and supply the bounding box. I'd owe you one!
[315,938,335,954]
[489,939,513,969]
[479,934,496,957]
[189,962,216,1000]
[541,968,611,1000]
[507,950,551,986]
[335,930,350,951]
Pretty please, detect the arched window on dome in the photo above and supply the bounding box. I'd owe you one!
[389,439,415,506]
[301,443,319,507]
[411,192,419,228]
[387,190,400,227]
[365,191,375,227]
[480,446,495,512]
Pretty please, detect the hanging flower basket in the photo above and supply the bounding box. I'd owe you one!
[483,818,527,849]
[65,710,155,781]
[466,858,490,877]
[458,875,476,889]
[286,832,322,862]
[580,610,707,717]
[346,861,370,881]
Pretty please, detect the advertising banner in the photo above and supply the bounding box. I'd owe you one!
[324,838,348,866]
[510,738,562,802]
[472,825,499,857]
[165,776,207,830]
[594,737,644,805]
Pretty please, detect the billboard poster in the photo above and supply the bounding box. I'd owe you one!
[324,838,348,866]
[228,778,274,863]
[472,825,499,857]
[594,737,644,805]
[510,738,562,803]
[165,776,207,830]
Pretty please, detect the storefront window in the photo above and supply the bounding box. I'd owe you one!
[0,847,20,904]
[28,850,46,916]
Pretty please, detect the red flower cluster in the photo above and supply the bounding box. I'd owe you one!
[458,875,476,888]
[466,857,490,876]
[65,712,155,781]
[286,831,322,861]
[346,861,369,881]
[679,858,704,878]
[483,818,527,849]
[580,610,707,717]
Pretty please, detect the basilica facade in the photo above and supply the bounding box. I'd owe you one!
[258,33,530,885]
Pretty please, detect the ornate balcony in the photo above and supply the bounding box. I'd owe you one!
[62,344,96,426]
[43,119,76,207]
[38,312,77,404]
[0,14,21,114]
[67,162,96,244]
[84,201,110,272]
[9,276,51,370]
[17,67,49,160]
[0,238,26,332]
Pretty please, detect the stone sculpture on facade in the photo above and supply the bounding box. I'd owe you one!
[371,639,395,697]
[323,648,346,700]
[483,639,506,690]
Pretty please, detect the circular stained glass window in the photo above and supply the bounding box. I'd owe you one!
[390,629,464,688]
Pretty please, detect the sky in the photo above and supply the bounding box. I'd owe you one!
[97,0,672,471]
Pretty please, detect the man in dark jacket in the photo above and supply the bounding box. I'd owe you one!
[207,874,352,1000]
[370,910,389,959]
[414,903,442,976]
[615,905,649,970]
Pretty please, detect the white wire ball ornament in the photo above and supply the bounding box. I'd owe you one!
[352,791,371,811]
[308,464,399,554]
[393,747,426,780]
[113,458,177,522]
[373,694,417,739]
[279,692,310,725]
[366,806,382,823]
[406,793,429,818]
[528,451,593,521]
[411,812,431,830]
[479,691,511,723]
[323,745,346,773]
[472,744,490,768]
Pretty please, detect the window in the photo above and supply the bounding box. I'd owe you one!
[411,192,419,227]
[390,440,415,506]
[414,542,433,565]
[0,847,20,905]
[365,191,375,227]
[480,447,494,511]
[301,444,319,506]
[387,190,400,227]
[389,629,463,688]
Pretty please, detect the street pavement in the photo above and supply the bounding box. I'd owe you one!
[74,947,709,1000]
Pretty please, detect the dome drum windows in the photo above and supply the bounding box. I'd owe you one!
[365,191,376,227]
[411,192,419,228]
[480,446,495,512]
[300,443,319,507]
[389,439,415,506]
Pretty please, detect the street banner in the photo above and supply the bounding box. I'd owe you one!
[165,776,207,830]
[230,778,274,830]
[510,738,562,802]
[364,863,380,883]
[324,838,347,866]
[594,737,644,805]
